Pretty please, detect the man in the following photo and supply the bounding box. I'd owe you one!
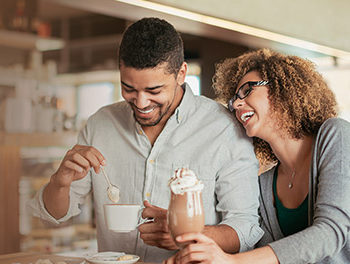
[29,17,263,262]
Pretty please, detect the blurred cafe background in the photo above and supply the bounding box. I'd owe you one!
[0,0,349,257]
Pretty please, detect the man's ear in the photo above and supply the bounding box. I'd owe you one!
[176,62,187,85]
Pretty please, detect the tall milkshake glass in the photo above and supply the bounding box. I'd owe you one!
[167,168,204,247]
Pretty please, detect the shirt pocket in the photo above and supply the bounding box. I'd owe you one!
[109,160,144,204]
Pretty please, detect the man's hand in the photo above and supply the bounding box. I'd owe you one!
[138,200,178,250]
[43,144,105,219]
[51,144,106,188]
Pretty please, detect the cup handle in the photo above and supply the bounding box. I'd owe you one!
[137,217,154,227]
[137,205,154,227]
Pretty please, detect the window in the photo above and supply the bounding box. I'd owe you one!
[185,75,200,95]
[77,82,115,122]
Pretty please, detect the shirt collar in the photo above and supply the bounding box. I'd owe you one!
[174,82,195,124]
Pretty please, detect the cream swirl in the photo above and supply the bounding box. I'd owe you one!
[169,168,204,195]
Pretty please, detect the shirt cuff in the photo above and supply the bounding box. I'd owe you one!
[221,219,264,252]
[27,183,81,225]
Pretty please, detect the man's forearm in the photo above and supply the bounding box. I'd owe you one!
[203,224,240,253]
[43,176,70,220]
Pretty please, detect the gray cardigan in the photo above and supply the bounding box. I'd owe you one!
[257,118,350,264]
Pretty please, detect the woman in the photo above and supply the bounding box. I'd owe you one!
[163,49,350,264]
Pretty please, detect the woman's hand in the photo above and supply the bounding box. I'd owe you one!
[163,233,234,264]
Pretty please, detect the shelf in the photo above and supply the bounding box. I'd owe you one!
[0,30,65,51]
[0,131,78,147]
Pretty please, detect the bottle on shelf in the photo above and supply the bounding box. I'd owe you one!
[11,0,29,32]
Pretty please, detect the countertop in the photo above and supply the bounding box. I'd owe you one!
[0,252,155,264]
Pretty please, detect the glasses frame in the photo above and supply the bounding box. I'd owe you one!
[228,80,269,112]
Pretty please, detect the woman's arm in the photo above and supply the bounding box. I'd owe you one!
[234,246,278,264]
[162,233,279,264]
[267,119,350,263]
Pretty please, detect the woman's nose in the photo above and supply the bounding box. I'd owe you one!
[232,97,245,110]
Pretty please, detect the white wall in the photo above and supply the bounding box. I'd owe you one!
[314,57,350,122]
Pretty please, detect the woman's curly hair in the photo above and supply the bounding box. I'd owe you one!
[213,48,338,166]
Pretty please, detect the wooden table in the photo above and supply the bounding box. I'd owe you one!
[0,252,155,264]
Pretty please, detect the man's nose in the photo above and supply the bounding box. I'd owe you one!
[134,93,150,109]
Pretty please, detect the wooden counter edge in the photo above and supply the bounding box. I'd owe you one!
[0,252,157,264]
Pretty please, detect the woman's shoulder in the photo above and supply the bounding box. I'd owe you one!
[318,117,350,134]
[314,118,350,165]
[316,118,350,147]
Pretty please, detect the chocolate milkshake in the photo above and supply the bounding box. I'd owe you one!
[167,168,204,246]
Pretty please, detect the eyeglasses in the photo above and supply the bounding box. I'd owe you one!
[228,80,269,112]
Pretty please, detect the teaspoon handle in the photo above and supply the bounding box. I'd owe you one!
[101,166,112,187]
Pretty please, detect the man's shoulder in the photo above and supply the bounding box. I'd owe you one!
[194,95,232,119]
[195,95,223,109]
[97,101,129,114]
[85,101,130,127]
[90,101,129,118]
[189,95,250,143]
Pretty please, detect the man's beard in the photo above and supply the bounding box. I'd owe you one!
[130,87,178,127]
[133,104,171,127]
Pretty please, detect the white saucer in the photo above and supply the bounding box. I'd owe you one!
[85,252,140,264]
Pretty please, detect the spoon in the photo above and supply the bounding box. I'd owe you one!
[100,166,120,203]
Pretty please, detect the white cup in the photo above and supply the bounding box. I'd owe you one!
[104,204,142,232]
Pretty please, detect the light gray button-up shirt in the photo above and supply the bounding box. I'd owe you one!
[29,84,263,262]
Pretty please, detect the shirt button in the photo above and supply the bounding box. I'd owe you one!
[149,159,155,164]
[138,129,143,135]
[146,192,151,197]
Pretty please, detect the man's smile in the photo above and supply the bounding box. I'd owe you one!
[136,106,156,114]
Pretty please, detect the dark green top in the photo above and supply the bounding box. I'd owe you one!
[273,166,308,236]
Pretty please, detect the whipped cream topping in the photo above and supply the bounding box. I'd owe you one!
[169,168,204,195]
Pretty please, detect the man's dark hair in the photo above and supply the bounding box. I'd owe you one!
[119,17,184,75]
